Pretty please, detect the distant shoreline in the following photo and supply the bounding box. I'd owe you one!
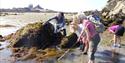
[0,25,16,28]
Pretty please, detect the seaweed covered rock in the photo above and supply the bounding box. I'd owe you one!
[60,33,80,48]
[8,22,63,49]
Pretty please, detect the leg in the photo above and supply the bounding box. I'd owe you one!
[117,36,121,47]
[88,34,100,63]
[113,35,117,47]
[84,42,89,54]
[88,43,96,63]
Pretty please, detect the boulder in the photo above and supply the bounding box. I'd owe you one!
[60,33,80,48]
[8,22,63,49]
[0,35,5,41]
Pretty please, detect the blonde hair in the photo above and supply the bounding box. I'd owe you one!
[72,15,79,24]
[70,15,79,33]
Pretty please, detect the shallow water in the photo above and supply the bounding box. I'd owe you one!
[0,41,13,63]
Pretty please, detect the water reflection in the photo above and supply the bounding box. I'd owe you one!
[0,27,19,36]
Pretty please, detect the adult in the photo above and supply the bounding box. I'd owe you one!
[108,18,125,48]
[47,12,66,36]
[78,16,101,63]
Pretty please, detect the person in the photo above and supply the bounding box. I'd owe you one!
[87,14,105,33]
[47,12,67,36]
[76,13,89,54]
[91,10,101,22]
[69,15,79,33]
[108,18,125,48]
[78,16,100,63]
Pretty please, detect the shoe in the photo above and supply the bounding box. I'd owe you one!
[112,44,117,48]
[83,52,87,55]
[117,44,121,48]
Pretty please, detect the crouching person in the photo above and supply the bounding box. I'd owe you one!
[47,12,67,36]
[78,17,100,63]
[108,18,125,48]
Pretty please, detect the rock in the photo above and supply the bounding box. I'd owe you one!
[0,48,4,50]
[102,0,125,17]
[60,33,80,48]
[0,35,5,41]
[7,22,63,49]
[17,47,37,61]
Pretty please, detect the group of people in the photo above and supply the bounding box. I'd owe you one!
[46,12,125,63]
[70,12,103,63]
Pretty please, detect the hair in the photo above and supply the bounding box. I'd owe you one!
[77,12,87,23]
[72,15,78,24]
[58,12,64,17]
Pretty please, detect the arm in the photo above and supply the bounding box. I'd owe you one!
[47,17,57,22]
[77,27,85,42]
[85,27,91,42]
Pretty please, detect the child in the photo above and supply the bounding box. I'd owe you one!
[108,18,125,48]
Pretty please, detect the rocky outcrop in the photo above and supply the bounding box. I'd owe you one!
[0,35,5,41]
[102,0,125,18]
[8,22,63,49]
[6,21,80,61]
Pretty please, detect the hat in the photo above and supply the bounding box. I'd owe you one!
[87,15,101,24]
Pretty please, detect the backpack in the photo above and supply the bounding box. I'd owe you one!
[115,25,125,36]
[88,15,105,33]
[95,22,105,33]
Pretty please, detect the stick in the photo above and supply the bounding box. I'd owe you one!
[57,49,70,61]
[57,41,78,61]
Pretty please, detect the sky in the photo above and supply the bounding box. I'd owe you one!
[0,0,108,12]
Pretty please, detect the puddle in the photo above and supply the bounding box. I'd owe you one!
[0,41,13,63]
[0,41,37,63]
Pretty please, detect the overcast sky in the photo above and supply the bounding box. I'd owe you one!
[0,0,108,12]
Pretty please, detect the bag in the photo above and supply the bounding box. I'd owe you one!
[95,22,105,33]
[88,15,105,33]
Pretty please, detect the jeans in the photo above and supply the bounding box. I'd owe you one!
[88,34,100,60]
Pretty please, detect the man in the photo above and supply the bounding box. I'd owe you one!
[47,12,66,36]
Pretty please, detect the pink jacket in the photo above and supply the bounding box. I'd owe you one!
[108,25,119,33]
[78,19,97,43]
[84,20,97,39]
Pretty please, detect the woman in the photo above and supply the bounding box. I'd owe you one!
[108,18,125,48]
[78,17,100,63]
[47,12,66,36]
[70,15,79,33]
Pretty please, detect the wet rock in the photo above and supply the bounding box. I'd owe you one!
[0,35,5,41]
[0,48,4,50]
[60,33,80,48]
[16,47,37,61]
[35,48,63,62]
